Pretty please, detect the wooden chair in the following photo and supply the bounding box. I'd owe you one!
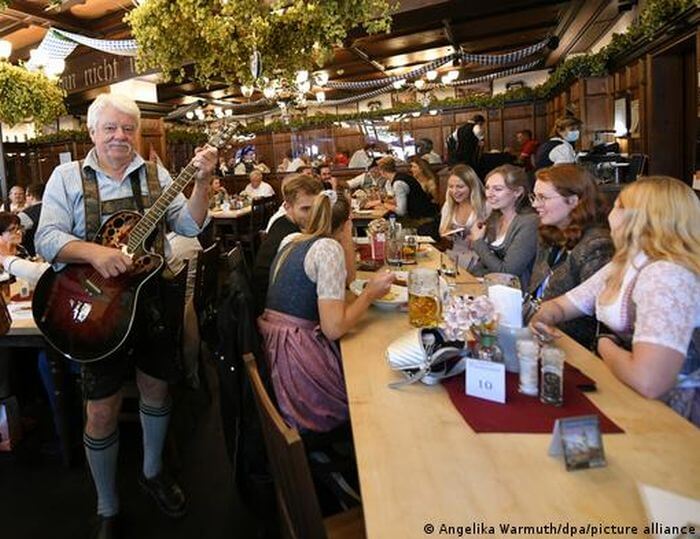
[243,353,366,539]
[239,195,276,260]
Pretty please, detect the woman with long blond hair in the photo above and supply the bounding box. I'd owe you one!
[439,164,488,267]
[530,177,700,424]
[258,190,394,433]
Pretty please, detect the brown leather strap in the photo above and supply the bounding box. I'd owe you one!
[79,160,102,242]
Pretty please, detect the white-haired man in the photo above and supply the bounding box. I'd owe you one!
[36,93,217,539]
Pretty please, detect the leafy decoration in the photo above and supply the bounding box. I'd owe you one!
[26,129,90,145]
[165,128,208,145]
[126,0,396,86]
[0,61,66,127]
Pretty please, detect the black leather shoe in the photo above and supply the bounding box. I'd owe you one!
[138,471,187,518]
[92,515,121,539]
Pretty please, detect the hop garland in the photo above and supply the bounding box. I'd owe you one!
[126,0,396,86]
[0,61,66,127]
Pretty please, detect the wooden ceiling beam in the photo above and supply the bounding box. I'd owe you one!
[545,0,609,66]
[5,0,100,35]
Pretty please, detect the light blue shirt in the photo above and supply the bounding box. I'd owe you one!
[36,148,208,264]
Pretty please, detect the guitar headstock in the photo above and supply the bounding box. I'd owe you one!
[208,123,238,149]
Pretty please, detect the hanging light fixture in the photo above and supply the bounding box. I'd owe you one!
[295,70,309,85]
[392,79,406,90]
[425,70,438,81]
[185,111,195,120]
[0,39,12,60]
[315,91,326,103]
[447,70,459,81]
[429,109,438,116]
[214,106,224,118]
[313,71,329,87]
[224,109,233,117]
[45,58,66,77]
[263,85,277,99]
[240,84,254,98]
[411,111,421,117]
[414,79,425,90]
[29,48,49,68]
[297,79,311,93]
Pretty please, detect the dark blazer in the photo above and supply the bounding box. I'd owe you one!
[529,226,614,348]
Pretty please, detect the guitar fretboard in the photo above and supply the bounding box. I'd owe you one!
[126,163,198,253]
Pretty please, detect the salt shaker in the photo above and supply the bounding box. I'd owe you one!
[516,338,539,396]
[540,345,565,406]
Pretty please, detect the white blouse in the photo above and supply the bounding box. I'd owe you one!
[566,253,700,355]
[278,234,347,301]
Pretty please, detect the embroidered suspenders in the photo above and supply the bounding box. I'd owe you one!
[78,160,165,253]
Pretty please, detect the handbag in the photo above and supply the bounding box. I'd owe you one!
[385,328,465,388]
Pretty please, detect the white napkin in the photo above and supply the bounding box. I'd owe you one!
[638,483,700,538]
[488,284,522,328]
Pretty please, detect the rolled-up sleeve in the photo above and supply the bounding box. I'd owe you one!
[158,165,210,237]
[35,167,82,263]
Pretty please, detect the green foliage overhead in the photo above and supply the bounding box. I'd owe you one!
[126,0,396,86]
[165,128,209,145]
[0,61,66,127]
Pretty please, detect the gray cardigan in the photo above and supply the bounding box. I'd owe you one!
[471,212,539,289]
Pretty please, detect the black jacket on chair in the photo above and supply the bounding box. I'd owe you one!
[215,262,272,497]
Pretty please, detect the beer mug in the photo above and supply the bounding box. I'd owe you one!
[408,268,441,328]
[401,229,417,264]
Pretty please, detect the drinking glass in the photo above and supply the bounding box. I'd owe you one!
[385,236,404,267]
[408,268,441,328]
[402,232,417,264]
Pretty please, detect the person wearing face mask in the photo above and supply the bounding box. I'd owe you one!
[447,114,485,169]
[534,116,582,170]
[526,165,613,348]
[469,164,539,289]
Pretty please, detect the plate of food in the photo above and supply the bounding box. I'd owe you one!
[349,279,408,310]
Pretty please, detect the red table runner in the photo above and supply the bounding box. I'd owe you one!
[442,364,624,434]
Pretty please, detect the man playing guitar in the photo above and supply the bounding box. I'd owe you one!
[35,93,217,539]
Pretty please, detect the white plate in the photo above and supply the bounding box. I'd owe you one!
[349,279,408,310]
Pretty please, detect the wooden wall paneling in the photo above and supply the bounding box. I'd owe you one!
[648,53,684,178]
[487,108,502,151]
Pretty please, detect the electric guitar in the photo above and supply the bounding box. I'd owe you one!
[32,124,236,362]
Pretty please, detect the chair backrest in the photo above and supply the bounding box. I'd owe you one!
[250,196,276,232]
[627,153,647,181]
[243,353,328,539]
[193,240,220,314]
[223,242,247,277]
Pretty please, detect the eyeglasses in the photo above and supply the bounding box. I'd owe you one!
[528,192,564,205]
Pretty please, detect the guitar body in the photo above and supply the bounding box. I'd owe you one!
[32,211,164,363]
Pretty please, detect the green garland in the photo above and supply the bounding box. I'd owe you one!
[165,128,209,145]
[0,61,66,127]
[26,129,90,146]
[126,0,396,86]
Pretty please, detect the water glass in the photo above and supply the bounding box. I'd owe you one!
[385,236,404,267]
[516,338,539,396]
[408,268,441,328]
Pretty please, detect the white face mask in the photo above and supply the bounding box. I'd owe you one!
[473,125,484,140]
[564,130,580,143]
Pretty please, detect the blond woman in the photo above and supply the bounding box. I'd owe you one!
[530,177,700,424]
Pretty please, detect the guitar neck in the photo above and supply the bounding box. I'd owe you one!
[126,163,198,252]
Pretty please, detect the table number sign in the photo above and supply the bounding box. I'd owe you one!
[549,415,607,471]
[465,358,506,403]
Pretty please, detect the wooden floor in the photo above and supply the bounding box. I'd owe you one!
[0,355,268,539]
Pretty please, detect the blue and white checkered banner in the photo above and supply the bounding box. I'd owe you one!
[35,28,138,62]
[325,37,551,91]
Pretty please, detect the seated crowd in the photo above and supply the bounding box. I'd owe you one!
[2,95,698,539]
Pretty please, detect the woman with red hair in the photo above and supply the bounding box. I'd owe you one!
[527,165,613,348]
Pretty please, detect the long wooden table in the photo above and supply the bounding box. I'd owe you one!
[342,248,700,538]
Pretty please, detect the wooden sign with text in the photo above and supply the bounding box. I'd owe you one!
[58,48,141,94]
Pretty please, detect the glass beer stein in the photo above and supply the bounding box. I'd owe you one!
[408,268,441,328]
